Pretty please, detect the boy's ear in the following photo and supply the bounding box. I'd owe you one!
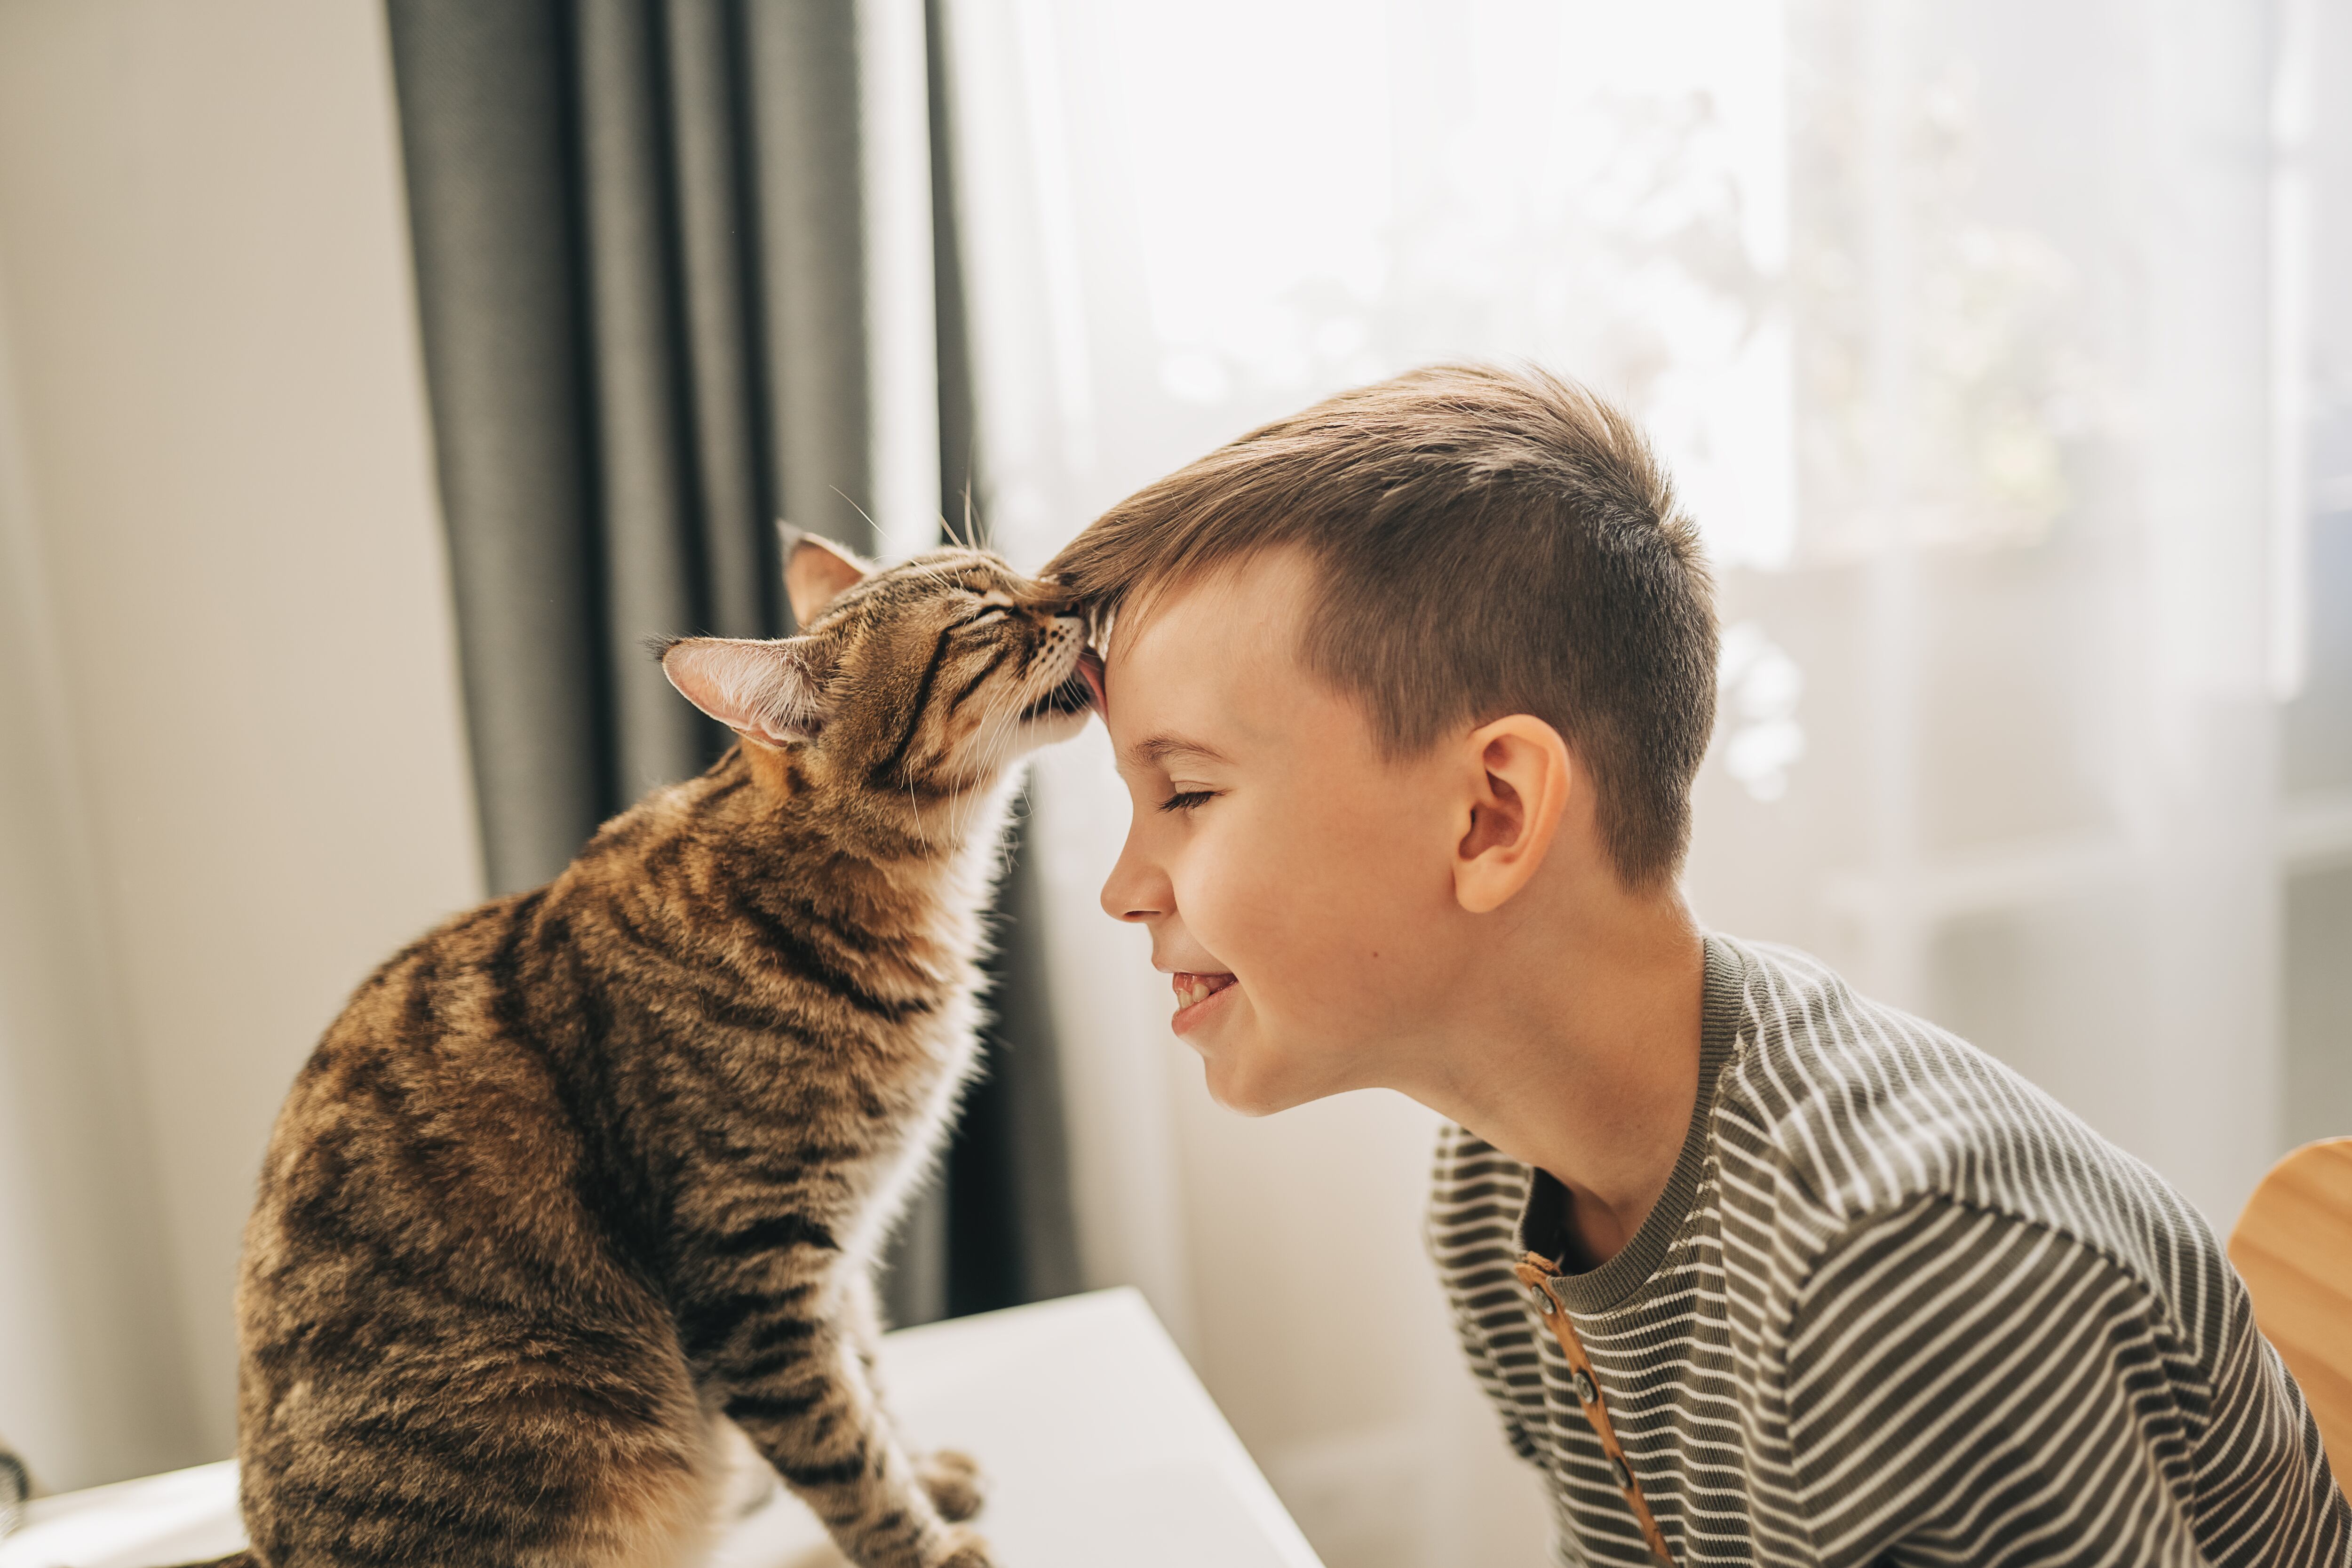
[783,527,873,627]
[1453,716,1573,914]
[660,636,833,748]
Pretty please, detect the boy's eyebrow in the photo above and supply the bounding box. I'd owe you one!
[1124,732,1231,770]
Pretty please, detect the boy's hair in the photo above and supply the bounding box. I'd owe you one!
[1048,363,1717,888]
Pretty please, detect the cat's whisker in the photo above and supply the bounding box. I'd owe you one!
[905,767,930,846]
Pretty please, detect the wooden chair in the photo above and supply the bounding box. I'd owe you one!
[2230,1137,2352,1482]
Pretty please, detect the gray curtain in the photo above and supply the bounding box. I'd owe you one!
[383,0,1076,1323]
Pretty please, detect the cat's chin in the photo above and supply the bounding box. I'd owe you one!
[1007,653,1098,749]
[1014,705,1094,749]
[1017,664,1097,724]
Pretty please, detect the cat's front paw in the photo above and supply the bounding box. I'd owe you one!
[925,1524,997,1568]
[916,1449,986,1522]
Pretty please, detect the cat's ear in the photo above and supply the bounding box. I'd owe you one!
[660,636,833,748]
[783,527,873,627]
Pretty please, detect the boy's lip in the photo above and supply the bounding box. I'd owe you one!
[1169,970,1237,1035]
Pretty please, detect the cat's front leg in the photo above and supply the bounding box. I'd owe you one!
[710,1308,993,1568]
[839,1267,987,1524]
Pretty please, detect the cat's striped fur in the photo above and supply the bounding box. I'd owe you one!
[213,540,1096,1568]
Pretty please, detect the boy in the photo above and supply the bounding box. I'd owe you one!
[1045,365,2350,1567]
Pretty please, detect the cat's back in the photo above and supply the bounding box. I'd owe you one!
[257,768,709,1182]
[242,880,604,1298]
[238,756,880,1297]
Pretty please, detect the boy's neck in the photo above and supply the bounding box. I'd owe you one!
[1404,881,1708,1271]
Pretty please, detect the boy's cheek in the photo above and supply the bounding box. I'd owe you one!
[1175,839,1281,953]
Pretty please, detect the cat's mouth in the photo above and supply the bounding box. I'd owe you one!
[1020,649,1104,722]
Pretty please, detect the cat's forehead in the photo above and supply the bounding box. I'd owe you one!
[869,549,1022,605]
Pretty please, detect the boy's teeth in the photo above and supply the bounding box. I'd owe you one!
[1172,972,1232,1009]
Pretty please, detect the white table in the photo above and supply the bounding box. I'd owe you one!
[2,1288,1324,1568]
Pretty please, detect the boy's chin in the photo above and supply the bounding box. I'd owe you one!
[1199,1043,1338,1118]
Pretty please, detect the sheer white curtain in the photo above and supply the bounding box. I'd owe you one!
[946,2,2350,1564]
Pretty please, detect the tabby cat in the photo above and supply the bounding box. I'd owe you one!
[212,538,1098,1568]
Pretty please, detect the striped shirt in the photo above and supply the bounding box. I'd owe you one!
[1428,935,2352,1566]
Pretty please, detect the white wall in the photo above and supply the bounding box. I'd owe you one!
[0,0,481,1484]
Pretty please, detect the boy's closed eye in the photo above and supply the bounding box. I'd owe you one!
[1159,788,1220,813]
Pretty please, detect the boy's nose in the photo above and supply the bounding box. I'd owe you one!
[1099,841,1168,925]
[1102,882,1164,924]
